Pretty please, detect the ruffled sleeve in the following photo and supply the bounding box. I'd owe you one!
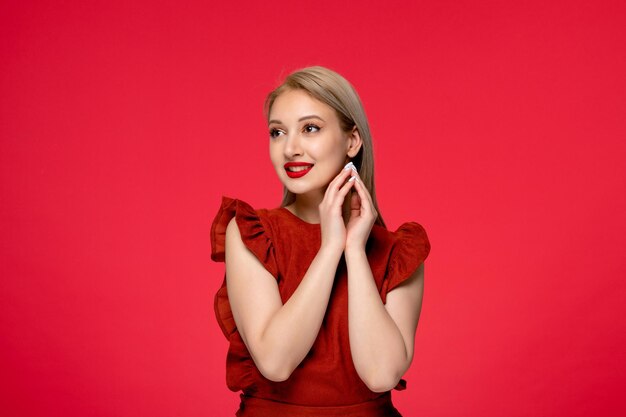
[210,195,279,338]
[380,222,431,304]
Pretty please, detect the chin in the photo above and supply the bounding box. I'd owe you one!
[279,180,300,193]
[284,185,307,195]
[280,179,309,193]
[280,173,326,196]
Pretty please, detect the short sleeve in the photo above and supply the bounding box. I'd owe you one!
[210,195,279,338]
[380,222,431,304]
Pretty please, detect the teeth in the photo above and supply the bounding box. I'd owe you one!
[287,165,312,172]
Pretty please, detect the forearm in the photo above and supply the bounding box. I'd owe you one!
[257,244,343,379]
[345,248,408,391]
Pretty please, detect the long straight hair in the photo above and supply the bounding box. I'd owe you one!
[264,66,386,229]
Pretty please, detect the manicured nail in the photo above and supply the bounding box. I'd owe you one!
[343,162,358,173]
[348,176,356,182]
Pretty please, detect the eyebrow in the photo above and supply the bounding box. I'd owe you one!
[268,115,325,125]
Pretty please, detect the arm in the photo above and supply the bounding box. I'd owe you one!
[342,164,426,392]
[345,247,425,392]
[224,217,344,382]
[225,165,356,381]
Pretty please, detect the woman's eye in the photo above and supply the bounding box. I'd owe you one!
[304,124,320,133]
[269,128,284,138]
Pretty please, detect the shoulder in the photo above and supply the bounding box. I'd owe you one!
[372,220,431,302]
[369,221,429,252]
[210,196,278,270]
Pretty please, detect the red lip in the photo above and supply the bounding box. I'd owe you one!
[284,162,314,178]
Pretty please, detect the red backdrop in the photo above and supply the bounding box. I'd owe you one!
[1,1,625,416]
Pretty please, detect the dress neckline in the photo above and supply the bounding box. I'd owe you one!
[279,207,321,226]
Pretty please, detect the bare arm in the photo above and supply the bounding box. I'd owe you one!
[225,218,343,381]
[341,163,426,392]
[345,250,425,392]
[224,166,355,381]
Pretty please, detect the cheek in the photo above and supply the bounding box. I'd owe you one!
[317,136,348,162]
[310,137,337,158]
[269,145,280,164]
[269,147,287,175]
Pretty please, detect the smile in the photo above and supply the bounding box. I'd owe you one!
[285,164,314,178]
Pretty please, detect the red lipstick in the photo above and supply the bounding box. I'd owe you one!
[284,162,314,178]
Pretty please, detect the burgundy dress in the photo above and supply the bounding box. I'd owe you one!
[210,196,431,416]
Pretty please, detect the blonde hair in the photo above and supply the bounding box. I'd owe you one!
[264,66,386,228]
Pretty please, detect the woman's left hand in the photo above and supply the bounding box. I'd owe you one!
[345,170,377,252]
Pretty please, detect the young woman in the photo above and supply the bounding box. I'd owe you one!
[210,66,431,417]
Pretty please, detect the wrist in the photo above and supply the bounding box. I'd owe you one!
[344,245,367,257]
[320,242,345,258]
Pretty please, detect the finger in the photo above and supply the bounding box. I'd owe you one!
[335,174,356,202]
[336,166,354,182]
[350,190,361,214]
[324,178,354,221]
[352,173,374,208]
[325,167,354,198]
[352,177,375,217]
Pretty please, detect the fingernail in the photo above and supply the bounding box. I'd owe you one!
[348,176,356,182]
[344,162,358,173]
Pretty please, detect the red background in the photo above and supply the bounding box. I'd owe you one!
[1,1,625,416]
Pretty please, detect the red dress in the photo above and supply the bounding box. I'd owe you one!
[210,196,431,417]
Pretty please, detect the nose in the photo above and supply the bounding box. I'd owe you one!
[283,133,303,158]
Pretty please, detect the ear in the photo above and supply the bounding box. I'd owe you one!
[346,126,363,158]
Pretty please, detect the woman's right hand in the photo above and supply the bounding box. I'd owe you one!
[319,165,356,252]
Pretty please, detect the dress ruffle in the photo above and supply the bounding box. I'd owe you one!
[380,222,431,304]
[210,195,279,338]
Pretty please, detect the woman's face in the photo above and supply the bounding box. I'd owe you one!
[268,89,354,200]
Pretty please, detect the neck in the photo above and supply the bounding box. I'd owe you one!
[289,192,322,224]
